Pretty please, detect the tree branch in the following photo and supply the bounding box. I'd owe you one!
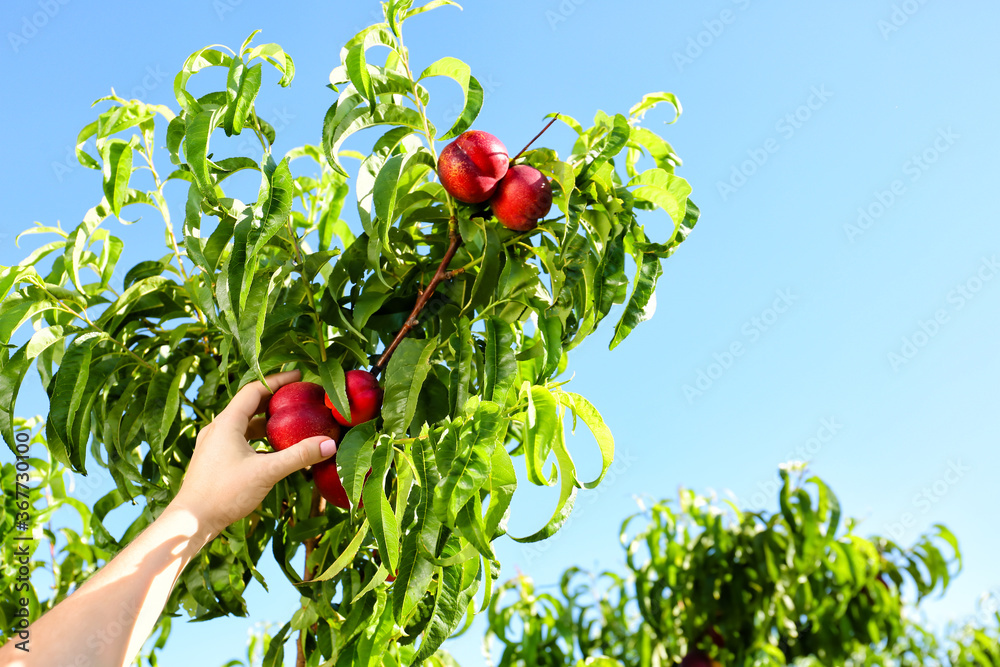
[372,226,463,376]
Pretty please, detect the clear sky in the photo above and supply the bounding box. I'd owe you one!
[2,0,999,664]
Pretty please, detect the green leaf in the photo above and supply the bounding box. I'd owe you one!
[75,120,100,169]
[538,314,563,380]
[577,113,630,184]
[374,149,434,231]
[626,126,680,178]
[0,266,37,301]
[96,275,169,333]
[25,326,69,362]
[419,57,483,140]
[63,228,88,295]
[0,347,32,456]
[413,539,481,662]
[174,46,231,112]
[322,97,428,177]
[594,227,628,322]
[556,392,614,490]
[184,108,225,204]
[97,235,124,288]
[484,317,517,405]
[629,168,693,226]
[143,357,195,472]
[435,401,504,525]
[609,252,662,350]
[629,91,682,123]
[448,317,473,416]
[468,225,501,313]
[403,0,462,21]
[382,336,438,436]
[318,359,351,424]
[523,384,560,487]
[484,445,517,540]
[308,520,369,583]
[245,42,296,87]
[353,590,397,665]
[395,436,443,621]
[47,332,105,472]
[101,138,135,218]
[248,157,295,259]
[336,422,378,506]
[224,61,263,136]
[364,442,400,574]
[511,416,577,543]
[236,269,279,384]
[345,43,377,111]
[225,206,254,322]
[0,297,61,345]
[455,494,495,561]
[203,203,240,271]
[261,621,292,667]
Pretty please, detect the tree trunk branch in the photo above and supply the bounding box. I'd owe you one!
[372,226,463,375]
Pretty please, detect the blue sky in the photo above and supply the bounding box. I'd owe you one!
[2,0,999,664]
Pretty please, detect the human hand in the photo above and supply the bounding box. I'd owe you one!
[171,369,337,536]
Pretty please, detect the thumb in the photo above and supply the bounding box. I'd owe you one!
[265,435,338,482]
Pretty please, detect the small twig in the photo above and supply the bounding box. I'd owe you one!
[510,114,560,163]
[372,225,463,376]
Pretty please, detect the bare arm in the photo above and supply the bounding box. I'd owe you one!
[0,370,337,667]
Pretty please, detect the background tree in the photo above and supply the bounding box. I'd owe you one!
[483,467,1000,667]
[0,1,697,664]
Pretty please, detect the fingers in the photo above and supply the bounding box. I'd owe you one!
[245,415,268,442]
[263,435,338,483]
[219,369,301,430]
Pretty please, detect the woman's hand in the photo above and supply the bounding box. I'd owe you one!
[171,369,338,537]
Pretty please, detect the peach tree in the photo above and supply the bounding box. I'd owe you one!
[484,469,969,666]
[0,1,698,664]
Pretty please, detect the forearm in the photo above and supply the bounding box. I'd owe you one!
[1,502,217,667]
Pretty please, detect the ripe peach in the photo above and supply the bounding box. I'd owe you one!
[438,130,509,203]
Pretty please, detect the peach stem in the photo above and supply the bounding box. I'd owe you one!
[510,114,560,163]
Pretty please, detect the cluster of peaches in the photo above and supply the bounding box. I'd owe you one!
[265,371,382,509]
[263,129,553,508]
[437,129,553,230]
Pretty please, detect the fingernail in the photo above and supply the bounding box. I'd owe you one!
[320,439,337,457]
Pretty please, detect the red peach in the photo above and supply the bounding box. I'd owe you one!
[324,370,384,428]
[489,164,552,232]
[438,130,509,204]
